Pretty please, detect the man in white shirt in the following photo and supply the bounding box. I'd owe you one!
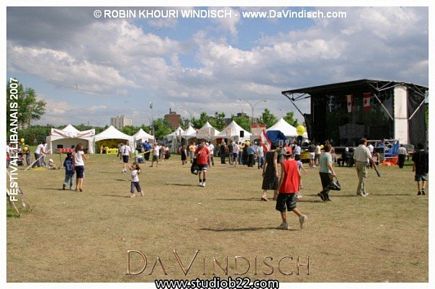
[120,142,132,173]
[33,141,47,167]
[294,144,301,161]
[353,138,374,197]
[207,142,215,166]
[367,143,374,155]
[150,143,161,167]
[398,144,408,168]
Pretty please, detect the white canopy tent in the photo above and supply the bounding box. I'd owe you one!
[46,124,95,154]
[165,126,185,141]
[133,128,155,143]
[216,120,251,142]
[196,122,221,140]
[266,118,298,137]
[182,125,197,139]
[94,125,134,149]
[166,126,186,153]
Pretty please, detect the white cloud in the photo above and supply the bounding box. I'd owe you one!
[8,44,135,94]
[210,7,241,36]
[9,7,428,127]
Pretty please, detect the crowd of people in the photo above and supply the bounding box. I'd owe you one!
[7,135,428,230]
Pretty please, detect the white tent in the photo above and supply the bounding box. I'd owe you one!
[196,122,221,140]
[133,128,154,142]
[216,120,251,142]
[266,118,298,137]
[94,125,134,149]
[165,126,185,141]
[182,125,197,139]
[46,124,95,154]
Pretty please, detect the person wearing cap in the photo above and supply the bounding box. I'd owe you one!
[353,138,374,197]
[276,148,307,230]
[318,143,336,201]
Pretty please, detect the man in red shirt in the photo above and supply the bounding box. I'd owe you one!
[276,148,308,230]
[195,140,210,187]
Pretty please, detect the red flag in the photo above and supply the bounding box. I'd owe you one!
[346,94,353,113]
[259,129,271,152]
[363,92,371,112]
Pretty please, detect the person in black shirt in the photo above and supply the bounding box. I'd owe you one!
[412,143,428,196]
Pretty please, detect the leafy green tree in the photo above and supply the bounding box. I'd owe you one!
[18,125,52,145]
[140,124,153,134]
[191,112,209,129]
[121,125,138,136]
[231,114,250,131]
[208,112,226,131]
[179,117,191,130]
[283,111,299,127]
[7,80,46,129]
[152,118,172,139]
[258,108,277,128]
[75,124,95,131]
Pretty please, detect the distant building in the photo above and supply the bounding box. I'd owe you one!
[164,109,181,130]
[110,115,132,129]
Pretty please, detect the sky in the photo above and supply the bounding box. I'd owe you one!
[6,6,428,127]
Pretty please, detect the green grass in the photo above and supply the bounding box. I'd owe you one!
[7,154,428,282]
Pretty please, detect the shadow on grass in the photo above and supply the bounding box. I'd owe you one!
[200,226,298,232]
[114,178,129,182]
[297,199,326,203]
[40,187,67,191]
[101,194,131,198]
[324,193,411,197]
[165,183,198,187]
[216,197,260,201]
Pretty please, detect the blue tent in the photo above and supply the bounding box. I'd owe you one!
[266,130,287,145]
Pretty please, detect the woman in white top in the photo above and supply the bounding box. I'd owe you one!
[73,143,87,192]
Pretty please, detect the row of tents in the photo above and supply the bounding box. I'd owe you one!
[46,118,305,154]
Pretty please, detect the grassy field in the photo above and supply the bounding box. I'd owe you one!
[7,153,428,282]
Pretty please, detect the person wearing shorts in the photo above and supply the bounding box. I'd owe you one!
[150,143,160,167]
[120,143,132,173]
[129,162,144,198]
[412,143,428,196]
[73,143,87,192]
[195,140,210,187]
[275,148,307,230]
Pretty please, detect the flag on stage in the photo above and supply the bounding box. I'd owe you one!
[363,92,371,112]
[346,94,353,113]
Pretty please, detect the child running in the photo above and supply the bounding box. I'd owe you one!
[129,162,144,198]
[62,152,75,190]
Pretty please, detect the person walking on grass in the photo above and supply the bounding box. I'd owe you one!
[120,142,132,173]
[180,144,188,165]
[73,143,87,192]
[195,140,210,187]
[412,143,428,196]
[398,144,408,169]
[261,144,279,201]
[129,162,144,198]
[317,143,336,201]
[150,143,160,167]
[276,148,307,230]
[353,138,374,197]
[62,152,75,190]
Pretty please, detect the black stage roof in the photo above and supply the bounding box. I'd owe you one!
[282,79,428,98]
